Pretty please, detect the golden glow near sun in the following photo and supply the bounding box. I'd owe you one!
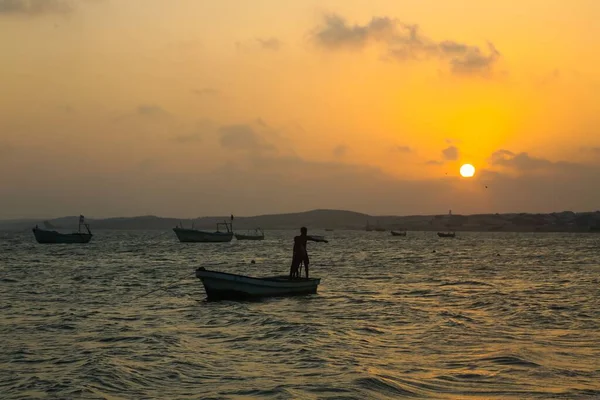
[460,164,476,178]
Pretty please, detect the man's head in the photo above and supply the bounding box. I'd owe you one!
[300,226,307,235]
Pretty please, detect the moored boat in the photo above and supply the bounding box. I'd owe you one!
[174,219,234,243]
[235,227,264,241]
[33,215,92,244]
[437,232,456,238]
[391,230,407,236]
[195,267,321,300]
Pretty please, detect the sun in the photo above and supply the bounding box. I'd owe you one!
[460,164,476,178]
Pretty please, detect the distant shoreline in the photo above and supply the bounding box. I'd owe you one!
[1,209,599,233]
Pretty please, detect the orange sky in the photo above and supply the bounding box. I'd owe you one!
[1,0,599,218]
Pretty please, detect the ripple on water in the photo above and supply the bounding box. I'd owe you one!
[0,230,599,399]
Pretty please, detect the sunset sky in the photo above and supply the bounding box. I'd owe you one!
[1,0,599,218]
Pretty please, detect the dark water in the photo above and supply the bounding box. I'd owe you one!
[1,230,599,399]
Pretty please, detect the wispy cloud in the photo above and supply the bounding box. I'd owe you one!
[192,88,219,97]
[490,150,552,171]
[0,0,72,16]
[236,37,283,52]
[333,144,348,157]
[113,104,171,124]
[489,149,586,175]
[587,146,600,155]
[137,105,169,117]
[257,37,282,51]
[393,145,412,153]
[255,118,268,127]
[311,14,500,76]
[426,160,444,166]
[218,124,276,152]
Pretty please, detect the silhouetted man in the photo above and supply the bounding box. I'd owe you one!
[290,227,327,279]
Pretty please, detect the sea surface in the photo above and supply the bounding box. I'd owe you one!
[1,229,599,399]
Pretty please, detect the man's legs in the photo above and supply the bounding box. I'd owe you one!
[290,257,301,278]
[303,255,310,278]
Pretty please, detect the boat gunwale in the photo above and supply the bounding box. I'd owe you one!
[173,227,233,236]
[196,268,320,284]
[33,228,93,238]
[234,233,264,240]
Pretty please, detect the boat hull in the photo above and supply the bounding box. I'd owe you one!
[173,228,233,243]
[32,228,92,244]
[437,232,456,238]
[234,234,264,241]
[195,268,320,300]
[391,231,406,236]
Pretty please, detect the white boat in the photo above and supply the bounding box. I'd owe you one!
[33,215,92,244]
[195,267,321,300]
[234,227,264,241]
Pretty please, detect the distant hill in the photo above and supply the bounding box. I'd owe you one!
[1,209,600,232]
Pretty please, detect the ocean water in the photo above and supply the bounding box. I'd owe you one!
[1,229,599,399]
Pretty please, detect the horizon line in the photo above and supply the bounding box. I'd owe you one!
[2,208,599,222]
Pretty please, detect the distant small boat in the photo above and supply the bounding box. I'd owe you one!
[437,232,456,238]
[173,220,234,243]
[195,267,321,301]
[325,228,334,232]
[391,230,407,236]
[235,228,264,241]
[309,235,328,242]
[33,215,92,244]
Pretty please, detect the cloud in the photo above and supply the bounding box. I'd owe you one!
[112,104,173,125]
[218,124,276,152]
[236,37,283,52]
[426,160,444,166]
[170,119,213,144]
[442,146,459,160]
[255,118,268,127]
[311,14,397,50]
[333,144,347,157]
[137,105,169,117]
[2,137,600,217]
[257,37,282,51]
[192,88,219,97]
[311,13,500,76]
[393,145,412,153]
[578,146,600,160]
[488,149,597,188]
[205,147,599,215]
[0,0,72,15]
[449,42,500,76]
[490,150,557,171]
